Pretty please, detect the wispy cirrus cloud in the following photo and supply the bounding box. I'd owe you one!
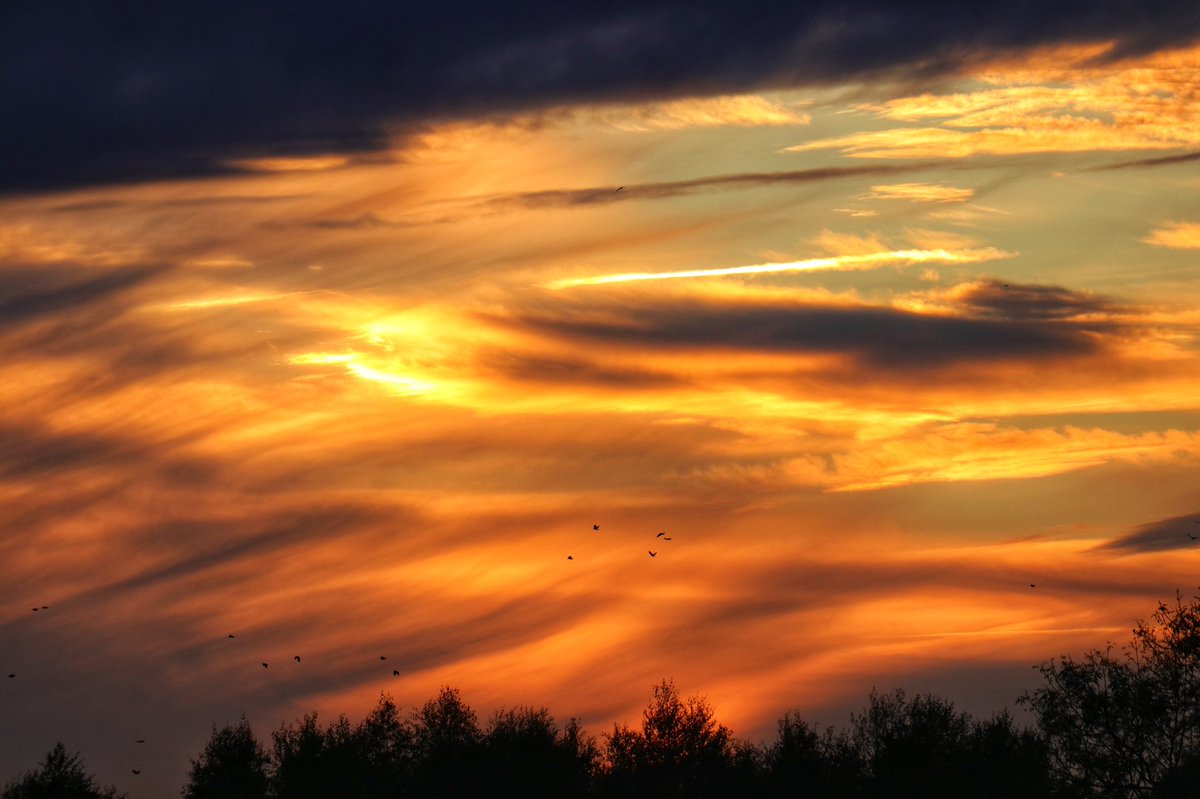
[786,45,1200,160]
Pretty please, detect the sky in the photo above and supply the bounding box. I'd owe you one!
[3,2,1200,796]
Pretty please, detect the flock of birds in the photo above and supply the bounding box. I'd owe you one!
[7,519,1200,779]
[567,523,673,562]
[8,609,409,778]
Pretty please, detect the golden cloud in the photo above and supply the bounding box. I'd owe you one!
[1143,220,1200,249]
[862,183,975,203]
[786,45,1200,159]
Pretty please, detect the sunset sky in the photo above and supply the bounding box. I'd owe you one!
[3,2,1200,796]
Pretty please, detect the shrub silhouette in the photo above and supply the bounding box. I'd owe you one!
[0,743,125,799]
[183,716,269,799]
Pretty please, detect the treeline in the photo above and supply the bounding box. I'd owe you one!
[6,596,1200,799]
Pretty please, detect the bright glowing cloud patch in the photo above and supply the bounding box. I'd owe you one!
[1144,221,1200,249]
[595,94,812,131]
[863,183,975,203]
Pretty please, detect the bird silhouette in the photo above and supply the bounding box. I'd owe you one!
[655,532,665,538]
[567,555,573,560]
[227,634,235,639]
[6,674,13,679]
[1029,584,1036,588]
[41,606,47,609]
[593,524,600,531]
[135,740,145,744]
[648,551,657,557]
[663,537,672,541]
[261,662,268,669]
[616,187,624,192]
[132,770,141,775]
[31,608,38,612]
[1188,533,1199,540]
[379,655,387,660]
[392,669,400,676]
[294,656,301,663]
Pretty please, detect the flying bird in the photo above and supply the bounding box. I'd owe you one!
[593,524,600,530]
[648,551,657,557]
[567,555,573,560]
[294,656,301,662]
[616,187,624,192]
[132,770,141,775]
[1030,584,1036,588]
[1188,533,1198,540]
[261,662,269,669]
[655,532,665,538]
[380,655,387,660]
[41,606,48,609]
[6,674,13,679]
[135,740,145,744]
[227,634,235,639]
[663,537,672,541]
[31,608,38,612]
[393,670,400,677]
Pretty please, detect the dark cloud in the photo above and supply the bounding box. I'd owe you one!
[0,263,167,328]
[488,294,1102,369]
[1093,150,1200,170]
[951,279,1123,322]
[302,212,404,230]
[480,349,689,389]
[495,164,935,208]
[1095,514,1200,553]
[4,1,1200,193]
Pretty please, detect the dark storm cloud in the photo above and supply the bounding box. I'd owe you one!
[952,279,1122,321]
[4,1,1200,193]
[488,294,1101,369]
[1095,514,1200,553]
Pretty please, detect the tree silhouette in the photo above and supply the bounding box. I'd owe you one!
[479,706,599,797]
[1021,593,1200,797]
[0,743,126,799]
[763,712,844,799]
[409,685,483,798]
[352,695,416,797]
[183,716,269,799]
[604,679,738,798]
[270,713,364,799]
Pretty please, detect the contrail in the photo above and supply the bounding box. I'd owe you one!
[547,247,1013,289]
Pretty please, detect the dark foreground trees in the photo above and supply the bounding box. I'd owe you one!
[0,743,126,799]
[8,595,1200,798]
[1021,593,1200,798]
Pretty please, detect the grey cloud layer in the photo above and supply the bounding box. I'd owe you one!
[4,1,1200,192]
[489,287,1110,370]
